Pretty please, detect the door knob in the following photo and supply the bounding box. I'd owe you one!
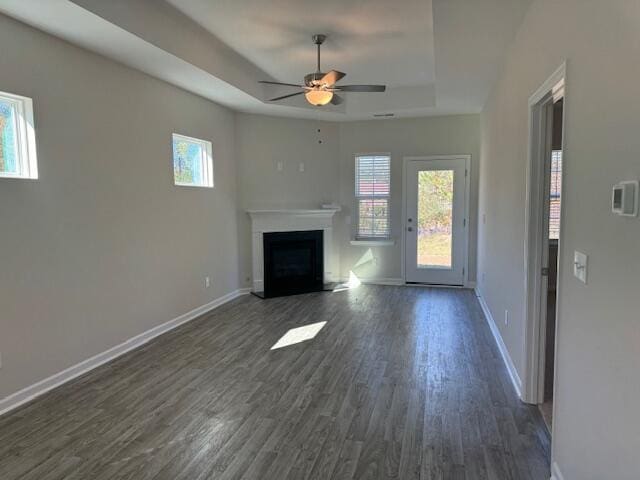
[407,227,413,232]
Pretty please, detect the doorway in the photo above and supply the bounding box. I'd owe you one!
[538,97,563,430]
[523,63,566,437]
[403,156,469,285]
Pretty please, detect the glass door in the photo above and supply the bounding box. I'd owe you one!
[405,157,468,285]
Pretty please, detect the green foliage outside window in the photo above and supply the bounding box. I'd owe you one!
[418,170,453,233]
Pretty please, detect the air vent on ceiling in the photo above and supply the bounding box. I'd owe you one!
[373,113,395,118]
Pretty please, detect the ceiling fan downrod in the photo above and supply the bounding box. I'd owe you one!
[312,34,326,73]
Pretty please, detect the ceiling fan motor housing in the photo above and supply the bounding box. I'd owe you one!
[312,34,326,45]
[305,72,327,87]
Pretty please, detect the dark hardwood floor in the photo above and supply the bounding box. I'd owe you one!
[0,286,550,479]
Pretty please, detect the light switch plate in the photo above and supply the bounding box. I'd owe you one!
[574,251,588,284]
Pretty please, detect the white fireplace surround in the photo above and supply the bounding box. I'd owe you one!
[247,209,339,293]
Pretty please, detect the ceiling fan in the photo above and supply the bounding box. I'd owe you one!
[259,34,386,106]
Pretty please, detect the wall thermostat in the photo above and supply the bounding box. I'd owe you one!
[612,180,638,217]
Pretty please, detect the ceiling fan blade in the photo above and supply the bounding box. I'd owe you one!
[330,94,344,105]
[259,80,304,88]
[334,85,386,92]
[268,91,304,102]
[321,70,346,86]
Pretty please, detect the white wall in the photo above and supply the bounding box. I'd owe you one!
[234,114,480,287]
[0,15,241,400]
[477,1,640,478]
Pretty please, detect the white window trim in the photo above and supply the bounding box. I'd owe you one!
[0,91,38,180]
[354,153,391,241]
[172,133,213,188]
[350,239,395,247]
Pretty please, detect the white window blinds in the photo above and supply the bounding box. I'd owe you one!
[355,155,391,238]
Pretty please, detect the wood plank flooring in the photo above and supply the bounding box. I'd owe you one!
[0,286,550,479]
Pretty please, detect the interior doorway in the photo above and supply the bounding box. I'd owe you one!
[538,97,563,430]
[523,63,566,437]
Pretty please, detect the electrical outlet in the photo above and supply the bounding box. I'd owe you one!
[504,310,509,326]
[205,276,211,288]
[299,162,305,172]
[276,161,284,172]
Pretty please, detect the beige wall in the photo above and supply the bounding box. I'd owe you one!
[337,116,480,282]
[0,15,241,400]
[234,114,480,287]
[478,0,640,477]
[0,15,480,403]
[234,114,341,286]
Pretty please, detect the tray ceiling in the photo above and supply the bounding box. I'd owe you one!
[0,0,532,120]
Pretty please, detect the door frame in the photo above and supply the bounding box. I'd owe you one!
[523,62,567,409]
[401,155,471,286]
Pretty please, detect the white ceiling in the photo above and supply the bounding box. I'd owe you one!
[0,0,533,121]
[166,0,436,88]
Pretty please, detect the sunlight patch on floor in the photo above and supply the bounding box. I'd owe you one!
[332,270,362,292]
[270,321,327,350]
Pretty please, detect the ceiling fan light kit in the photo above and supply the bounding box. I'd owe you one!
[305,89,333,106]
[259,34,386,107]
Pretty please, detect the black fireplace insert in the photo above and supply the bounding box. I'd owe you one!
[262,230,324,298]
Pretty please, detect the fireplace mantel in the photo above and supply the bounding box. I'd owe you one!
[247,208,339,293]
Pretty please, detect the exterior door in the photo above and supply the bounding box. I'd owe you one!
[404,157,468,285]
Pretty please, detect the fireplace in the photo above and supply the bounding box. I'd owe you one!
[247,208,338,295]
[262,230,324,298]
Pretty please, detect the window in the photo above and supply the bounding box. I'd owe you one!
[549,150,562,240]
[0,91,38,179]
[355,154,391,238]
[172,133,213,187]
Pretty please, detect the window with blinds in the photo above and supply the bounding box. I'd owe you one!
[549,150,562,240]
[355,155,391,238]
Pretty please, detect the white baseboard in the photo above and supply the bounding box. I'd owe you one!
[474,288,523,399]
[338,277,478,289]
[0,288,250,417]
[339,276,405,286]
[550,462,565,480]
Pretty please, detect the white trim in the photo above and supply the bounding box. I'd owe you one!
[0,288,250,417]
[247,209,339,216]
[401,155,471,286]
[529,63,567,107]
[475,288,523,398]
[0,90,38,179]
[354,153,392,239]
[247,209,338,292]
[339,276,404,286]
[350,239,395,246]
[550,462,565,480]
[406,283,471,290]
[523,62,567,405]
[172,132,213,188]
